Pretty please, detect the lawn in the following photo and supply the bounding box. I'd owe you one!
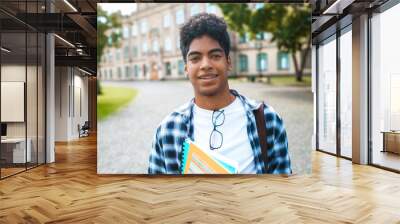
[97,86,138,121]
[268,75,311,87]
[229,75,312,87]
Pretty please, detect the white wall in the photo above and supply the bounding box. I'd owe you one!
[71,72,89,138]
[55,67,89,141]
[55,67,69,141]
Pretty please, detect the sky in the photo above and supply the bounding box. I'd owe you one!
[98,3,137,16]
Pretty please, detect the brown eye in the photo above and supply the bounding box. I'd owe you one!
[189,56,200,63]
[211,54,222,60]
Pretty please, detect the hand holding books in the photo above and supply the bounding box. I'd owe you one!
[180,139,239,174]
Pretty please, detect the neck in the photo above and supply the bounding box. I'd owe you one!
[194,89,235,111]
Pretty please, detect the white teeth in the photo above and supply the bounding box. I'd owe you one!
[200,75,216,79]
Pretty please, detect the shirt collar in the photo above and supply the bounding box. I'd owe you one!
[174,89,261,120]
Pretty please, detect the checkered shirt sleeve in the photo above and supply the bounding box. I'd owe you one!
[263,106,292,175]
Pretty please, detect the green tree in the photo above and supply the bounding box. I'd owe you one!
[217,3,311,81]
[97,6,122,94]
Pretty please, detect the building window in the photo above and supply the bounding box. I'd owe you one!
[143,64,147,77]
[239,33,249,43]
[176,8,184,25]
[118,67,122,79]
[140,19,147,34]
[318,36,337,155]
[109,69,113,79]
[163,14,171,28]
[116,50,121,61]
[124,46,130,59]
[165,62,171,76]
[206,3,217,14]
[164,38,172,52]
[278,52,289,70]
[339,29,352,158]
[132,46,138,57]
[256,53,268,72]
[125,66,130,79]
[178,60,184,75]
[142,42,148,54]
[108,52,112,62]
[190,4,200,16]
[134,65,139,77]
[256,32,265,40]
[371,4,400,171]
[176,37,180,50]
[152,40,159,53]
[131,24,138,37]
[123,26,130,39]
[238,54,248,72]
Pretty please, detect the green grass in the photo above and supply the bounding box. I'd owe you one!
[268,75,311,87]
[229,75,312,87]
[97,86,138,121]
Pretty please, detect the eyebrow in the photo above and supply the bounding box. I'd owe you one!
[187,48,224,58]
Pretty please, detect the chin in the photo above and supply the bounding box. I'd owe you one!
[198,90,218,97]
[197,86,222,97]
[192,78,228,97]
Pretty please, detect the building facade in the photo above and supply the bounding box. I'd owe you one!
[99,3,310,81]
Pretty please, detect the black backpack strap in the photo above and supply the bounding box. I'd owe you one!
[253,102,271,173]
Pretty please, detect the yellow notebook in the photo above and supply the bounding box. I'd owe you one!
[180,139,238,174]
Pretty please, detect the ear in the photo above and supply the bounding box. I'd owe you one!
[227,55,232,71]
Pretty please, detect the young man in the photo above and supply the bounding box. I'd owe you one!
[148,13,291,174]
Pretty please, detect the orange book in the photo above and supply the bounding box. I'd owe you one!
[180,139,238,174]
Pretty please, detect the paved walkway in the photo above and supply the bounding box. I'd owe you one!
[98,80,313,174]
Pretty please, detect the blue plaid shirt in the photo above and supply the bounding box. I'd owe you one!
[148,90,291,174]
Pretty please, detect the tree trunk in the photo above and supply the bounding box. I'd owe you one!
[299,37,312,81]
[291,37,312,82]
[296,71,303,82]
[291,53,302,82]
[97,65,102,95]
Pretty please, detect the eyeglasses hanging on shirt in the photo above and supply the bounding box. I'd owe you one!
[209,109,225,150]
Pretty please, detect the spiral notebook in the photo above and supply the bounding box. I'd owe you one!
[180,139,238,174]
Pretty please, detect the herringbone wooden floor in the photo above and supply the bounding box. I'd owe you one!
[1,134,400,223]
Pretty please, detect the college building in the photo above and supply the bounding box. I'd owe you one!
[98,3,311,81]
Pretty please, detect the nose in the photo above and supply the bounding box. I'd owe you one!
[200,56,212,71]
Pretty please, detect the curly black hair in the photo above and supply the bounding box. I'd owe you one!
[179,13,230,63]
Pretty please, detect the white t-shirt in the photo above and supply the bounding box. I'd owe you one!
[192,97,257,174]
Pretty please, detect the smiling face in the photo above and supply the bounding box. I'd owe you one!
[185,35,232,97]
